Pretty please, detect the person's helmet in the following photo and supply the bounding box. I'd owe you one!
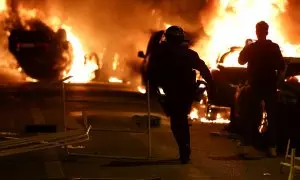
[165,26,185,44]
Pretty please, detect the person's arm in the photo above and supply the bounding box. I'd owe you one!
[190,51,215,101]
[238,45,252,65]
[274,44,285,72]
[191,51,213,85]
[274,44,286,87]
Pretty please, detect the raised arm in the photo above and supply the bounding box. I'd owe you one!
[238,45,252,65]
[273,44,285,72]
[190,51,216,102]
[190,51,213,85]
[273,44,286,87]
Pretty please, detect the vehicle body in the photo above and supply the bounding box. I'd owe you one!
[8,19,73,82]
[211,46,300,107]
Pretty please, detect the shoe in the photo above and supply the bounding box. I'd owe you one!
[267,147,277,157]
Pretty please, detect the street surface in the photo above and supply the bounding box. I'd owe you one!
[0,82,297,180]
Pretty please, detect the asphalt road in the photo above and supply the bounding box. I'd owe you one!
[0,82,297,180]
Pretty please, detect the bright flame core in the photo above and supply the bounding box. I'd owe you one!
[0,0,6,12]
[62,25,98,83]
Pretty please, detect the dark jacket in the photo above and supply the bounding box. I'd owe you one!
[238,40,285,90]
[146,42,214,100]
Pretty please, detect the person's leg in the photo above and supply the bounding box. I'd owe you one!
[170,115,190,162]
[241,90,261,146]
[169,98,192,163]
[235,87,268,158]
[263,91,278,156]
[170,116,181,148]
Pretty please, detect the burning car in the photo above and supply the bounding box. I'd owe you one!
[8,22,73,81]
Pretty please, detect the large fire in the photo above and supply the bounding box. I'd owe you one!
[139,0,300,123]
[0,0,297,84]
[193,0,300,68]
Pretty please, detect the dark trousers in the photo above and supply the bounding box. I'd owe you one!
[243,87,277,147]
[166,95,193,158]
[170,112,191,158]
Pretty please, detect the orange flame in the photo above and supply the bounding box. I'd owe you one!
[112,53,119,71]
[15,5,99,83]
[193,0,300,68]
[188,107,230,124]
[189,108,199,120]
[108,77,123,83]
[200,113,230,124]
[164,23,171,29]
[137,86,146,94]
[294,75,300,82]
[62,25,98,83]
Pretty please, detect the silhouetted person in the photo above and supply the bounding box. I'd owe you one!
[238,21,285,157]
[146,26,214,164]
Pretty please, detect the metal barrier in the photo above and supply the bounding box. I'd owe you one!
[64,81,152,160]
[280,139,300,180]
[0,125,91,157]
[0,76,92,157]
[41,177,161,180]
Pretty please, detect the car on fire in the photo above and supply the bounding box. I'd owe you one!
[8,23,73,82]
[7,18,104,83]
